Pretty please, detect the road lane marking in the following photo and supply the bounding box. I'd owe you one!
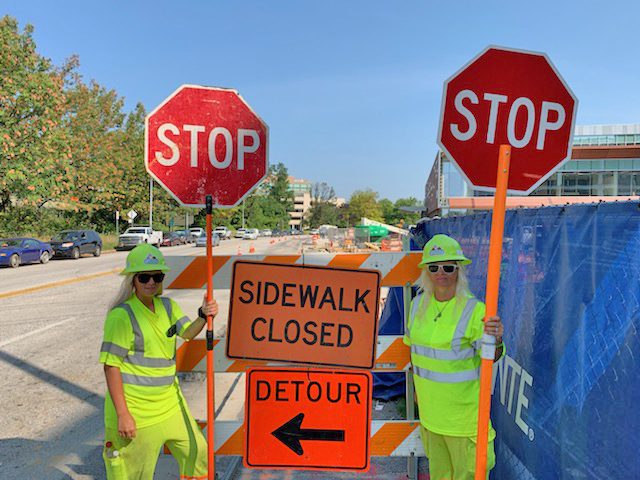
[0,317,76,348]
[0,268,120,299]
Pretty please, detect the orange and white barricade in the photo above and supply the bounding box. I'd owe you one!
[165,252,426,471]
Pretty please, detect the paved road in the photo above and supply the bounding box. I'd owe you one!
[0,236,425,479]
[0,237,304,479]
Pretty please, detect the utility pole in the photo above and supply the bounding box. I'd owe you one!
[242,200,245,229]
[149,179,154,228]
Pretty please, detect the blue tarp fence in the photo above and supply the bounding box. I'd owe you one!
[377,200,640,479]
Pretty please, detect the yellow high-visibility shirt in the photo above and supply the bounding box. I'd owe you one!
[404,293,503,439]
[99,294,194,428]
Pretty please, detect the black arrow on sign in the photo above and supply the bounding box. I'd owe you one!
[271,413,345,456]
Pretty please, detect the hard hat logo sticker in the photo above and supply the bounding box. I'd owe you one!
[144,254,159,265]
[430,246,445,256]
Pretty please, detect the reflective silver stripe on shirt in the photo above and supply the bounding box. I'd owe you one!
[160,297,172,321]
[413,365,480,383]
[120,373,176,387]
[116,300,176,364]
[411,344,475,361]
[451,298,478,352]
[174,316,191,334]
[101,341,129,358]
[407,293,423,334]
[124,352,175,368]
[117,303,144,353]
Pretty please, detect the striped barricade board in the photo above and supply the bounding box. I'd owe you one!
[164,252,422,290]
[176,335,410,373]
[164,420,424,457]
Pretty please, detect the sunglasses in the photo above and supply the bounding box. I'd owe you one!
[136,273,166,284]
[427,264,458,274]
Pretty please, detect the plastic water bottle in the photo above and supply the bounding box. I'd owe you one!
[104,441,126,478]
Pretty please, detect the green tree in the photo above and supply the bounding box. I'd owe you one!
[0,16,72,211]
[393,197,422,227]
[346,189,383,225]
[307,182,339,228]
[379,198,395,224]
[268,162,294,209]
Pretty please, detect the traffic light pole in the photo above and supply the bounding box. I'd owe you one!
[205,195,216,480]
[475,145,510,479]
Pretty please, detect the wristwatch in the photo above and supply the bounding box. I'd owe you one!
[198,307,206,319]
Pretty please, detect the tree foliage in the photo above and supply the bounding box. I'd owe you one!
[346,189,384,225]
[0,16,72,212]
[380,197,422,227]
[307,182,339,228]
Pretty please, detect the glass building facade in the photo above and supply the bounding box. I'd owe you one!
[426,124,640,215]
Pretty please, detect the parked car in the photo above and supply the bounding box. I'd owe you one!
[243,228,259,240]
[51,229,102,259]
[309,228,320,235]
[214,226,232,240]
[116,227,163,250]
[0,237,54,268]
[234,228,247,238]
[260,229,273,237]
[174,230,189,244]
[194,232,220,247]
[161,232,182,247]
[188,227,205,243]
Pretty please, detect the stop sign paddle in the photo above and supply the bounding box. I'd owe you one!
[145,84,269,208]
[438,45,577,194]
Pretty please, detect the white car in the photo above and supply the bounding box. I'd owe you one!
[242,228,259,240]
[234,228,247,238]
[214,226,232,239]
[117,227,163,249]
[188,227,205,243]
[195,232,220,247]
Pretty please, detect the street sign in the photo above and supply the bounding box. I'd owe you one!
[244,368,372,471]
[145,85,269,208]
[127,210,137,220]
[437,46,577,194]
[227,261,381,369]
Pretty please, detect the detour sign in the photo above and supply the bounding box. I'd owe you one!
[227,261,381,368]
[245,368,372,471]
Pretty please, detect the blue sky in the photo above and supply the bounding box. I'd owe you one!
[4,1,639,201]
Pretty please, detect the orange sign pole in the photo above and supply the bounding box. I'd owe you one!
[205,195,215,480]
[475,145,511,479]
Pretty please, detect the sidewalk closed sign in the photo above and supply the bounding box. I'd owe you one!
[227,261,381,368]
[244,368,372,471]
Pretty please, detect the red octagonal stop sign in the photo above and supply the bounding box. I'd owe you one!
[145,85,268,207]
[438,46,577,194]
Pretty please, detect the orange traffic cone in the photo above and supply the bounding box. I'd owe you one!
[237,246,242,256]
[249,243,255,253]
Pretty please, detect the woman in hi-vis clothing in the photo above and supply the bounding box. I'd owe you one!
[100,243,217,479]
[404,234,505,480]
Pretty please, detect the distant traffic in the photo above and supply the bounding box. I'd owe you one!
[0,226,302,268]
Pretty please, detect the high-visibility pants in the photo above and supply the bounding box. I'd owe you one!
[103,405,207,480]
[420,426,495,480]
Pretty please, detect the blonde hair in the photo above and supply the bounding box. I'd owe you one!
[416,263,472,316]
[108,274,135,312]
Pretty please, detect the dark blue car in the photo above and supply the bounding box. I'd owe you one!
[0,237,54,268]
